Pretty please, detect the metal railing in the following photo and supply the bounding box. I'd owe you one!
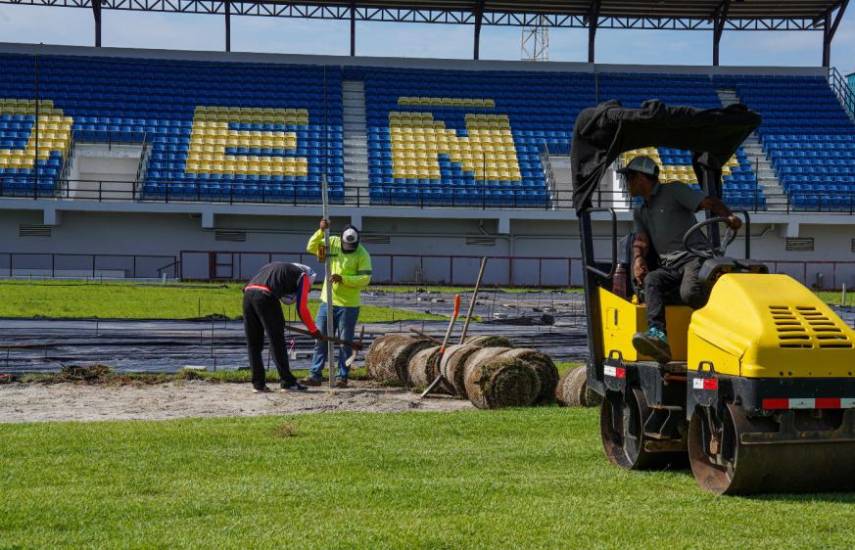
[1,175,853,214]
[0,253,179,279]
[180,249,855,290]
[829,66,855,123]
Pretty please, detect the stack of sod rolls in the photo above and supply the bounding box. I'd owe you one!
[365,334,559,409]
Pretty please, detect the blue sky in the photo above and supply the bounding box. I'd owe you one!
[0,4,853,73]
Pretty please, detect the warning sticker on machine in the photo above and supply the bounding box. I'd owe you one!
[692,378,718,391]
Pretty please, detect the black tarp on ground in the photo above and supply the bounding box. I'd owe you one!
[570,99,762,213]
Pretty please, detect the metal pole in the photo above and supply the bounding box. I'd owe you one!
[34,49,40,198]
[321,173,335,389]
[225,0,231,52]
[458,257,487,344]
[93,0,102,47]
[321,66,335,389]
[349,1,356,56]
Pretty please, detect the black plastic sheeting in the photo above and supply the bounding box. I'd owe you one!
[0,318,591,374]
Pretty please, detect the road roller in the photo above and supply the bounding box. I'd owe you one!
[570,100,855,494]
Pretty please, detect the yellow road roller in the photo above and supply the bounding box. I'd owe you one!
[570,100,855,494]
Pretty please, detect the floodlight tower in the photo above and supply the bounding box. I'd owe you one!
[521,15,549,61]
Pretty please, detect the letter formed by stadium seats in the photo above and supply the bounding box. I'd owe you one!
[0,99,73,170]
[621,149,739,184]
[389,97,521,182]
[185,106,310,177]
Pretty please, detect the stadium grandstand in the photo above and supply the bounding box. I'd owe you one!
[0,0,853,288]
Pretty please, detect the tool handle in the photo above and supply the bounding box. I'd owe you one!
[458,257,487,345]
[439,294,461,354]
[286,324,363,350]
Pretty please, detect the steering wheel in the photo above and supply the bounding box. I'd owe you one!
[682,216,739,260]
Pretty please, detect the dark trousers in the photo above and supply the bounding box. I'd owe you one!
[643,256,709,333]
[243,290,297,389]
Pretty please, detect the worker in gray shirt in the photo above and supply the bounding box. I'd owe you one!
[621,156,742,363]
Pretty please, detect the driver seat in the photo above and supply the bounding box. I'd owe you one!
[698,257,769,285]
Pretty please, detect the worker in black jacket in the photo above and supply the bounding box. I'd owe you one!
[243,262,321,393]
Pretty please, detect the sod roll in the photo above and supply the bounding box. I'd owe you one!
[463,347,540,409]
[407,345,443,390]
[497,348,559,404]
[464,335,512,348]
[366,335,433,385]
[556,367,590,407]
[439,344,483,397]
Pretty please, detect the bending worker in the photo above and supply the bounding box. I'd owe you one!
[243,262,321,393]
[304,218,372,388]
[623,156,742,364]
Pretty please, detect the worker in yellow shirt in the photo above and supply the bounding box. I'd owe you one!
[303,218,372,388]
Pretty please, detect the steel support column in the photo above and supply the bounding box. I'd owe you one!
[822,0,849,68]
[712,0,730,66]
[587,0,600,63]
[349,1,356,55]
[225,0,231,52]
[473,0,484,60]
[92,0,102,47]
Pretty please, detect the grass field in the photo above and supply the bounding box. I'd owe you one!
[1,409,853,548]
[0,280,443,322]
[0,279,847,321]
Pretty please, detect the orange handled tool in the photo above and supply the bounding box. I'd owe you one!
[439,294,462,354]
[421,294,461,398]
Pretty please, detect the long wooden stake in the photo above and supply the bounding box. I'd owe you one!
[458,256,488,345]
[321,173,336,390]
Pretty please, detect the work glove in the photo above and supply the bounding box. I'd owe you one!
[311,329,323,339]
[726,214,743,230]
[632,257,648,287]
[330,274,343,284]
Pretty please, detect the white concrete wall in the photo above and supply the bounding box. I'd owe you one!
[1,208,853,287]
[67,144,142,200]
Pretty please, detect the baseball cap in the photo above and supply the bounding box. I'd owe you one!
[617,155,660,179]
[341,225,360,253]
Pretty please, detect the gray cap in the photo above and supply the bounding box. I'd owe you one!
[617,155,660,179]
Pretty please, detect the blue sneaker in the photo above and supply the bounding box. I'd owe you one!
[632,327,672,364]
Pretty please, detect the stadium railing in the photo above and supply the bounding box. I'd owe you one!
[1,176,853,214]
[0,252,179,279]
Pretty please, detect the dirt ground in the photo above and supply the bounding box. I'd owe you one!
[0,380,473,423]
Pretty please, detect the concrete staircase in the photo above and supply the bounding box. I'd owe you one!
[541,153,573,209]
[716,89,789,211]
[342,80,370,205]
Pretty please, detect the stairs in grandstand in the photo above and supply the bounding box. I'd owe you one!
[541,152,572,208]
[342,80,370,204]
[717,89,789,210]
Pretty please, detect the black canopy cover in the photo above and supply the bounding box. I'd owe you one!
[570,100,762,214]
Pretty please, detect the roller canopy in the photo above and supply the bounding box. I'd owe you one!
[570,100,761,214]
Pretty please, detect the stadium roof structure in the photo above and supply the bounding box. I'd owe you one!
[2,0,849,66]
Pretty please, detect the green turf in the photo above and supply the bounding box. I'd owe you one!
[1,410,852,548]
[0,279,443,322]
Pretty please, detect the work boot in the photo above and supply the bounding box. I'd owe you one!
[281,381,308,392]
[301,376,324,387]
[632,327,672,364]
[334,379,349,389]
[252,385,272,393]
